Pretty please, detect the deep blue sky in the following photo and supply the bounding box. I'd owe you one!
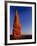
[10,6,32,34]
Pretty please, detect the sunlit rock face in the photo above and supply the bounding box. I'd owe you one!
[12,10,21,40]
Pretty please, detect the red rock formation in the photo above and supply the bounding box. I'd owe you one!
[12,10,21,40]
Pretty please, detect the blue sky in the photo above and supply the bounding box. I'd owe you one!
[10,6,32,34]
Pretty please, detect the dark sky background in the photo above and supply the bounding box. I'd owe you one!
[10,6,32,35]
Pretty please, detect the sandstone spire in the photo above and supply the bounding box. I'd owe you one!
[12,10,21,40]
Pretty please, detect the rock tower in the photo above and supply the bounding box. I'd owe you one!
[12,10,21,40]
